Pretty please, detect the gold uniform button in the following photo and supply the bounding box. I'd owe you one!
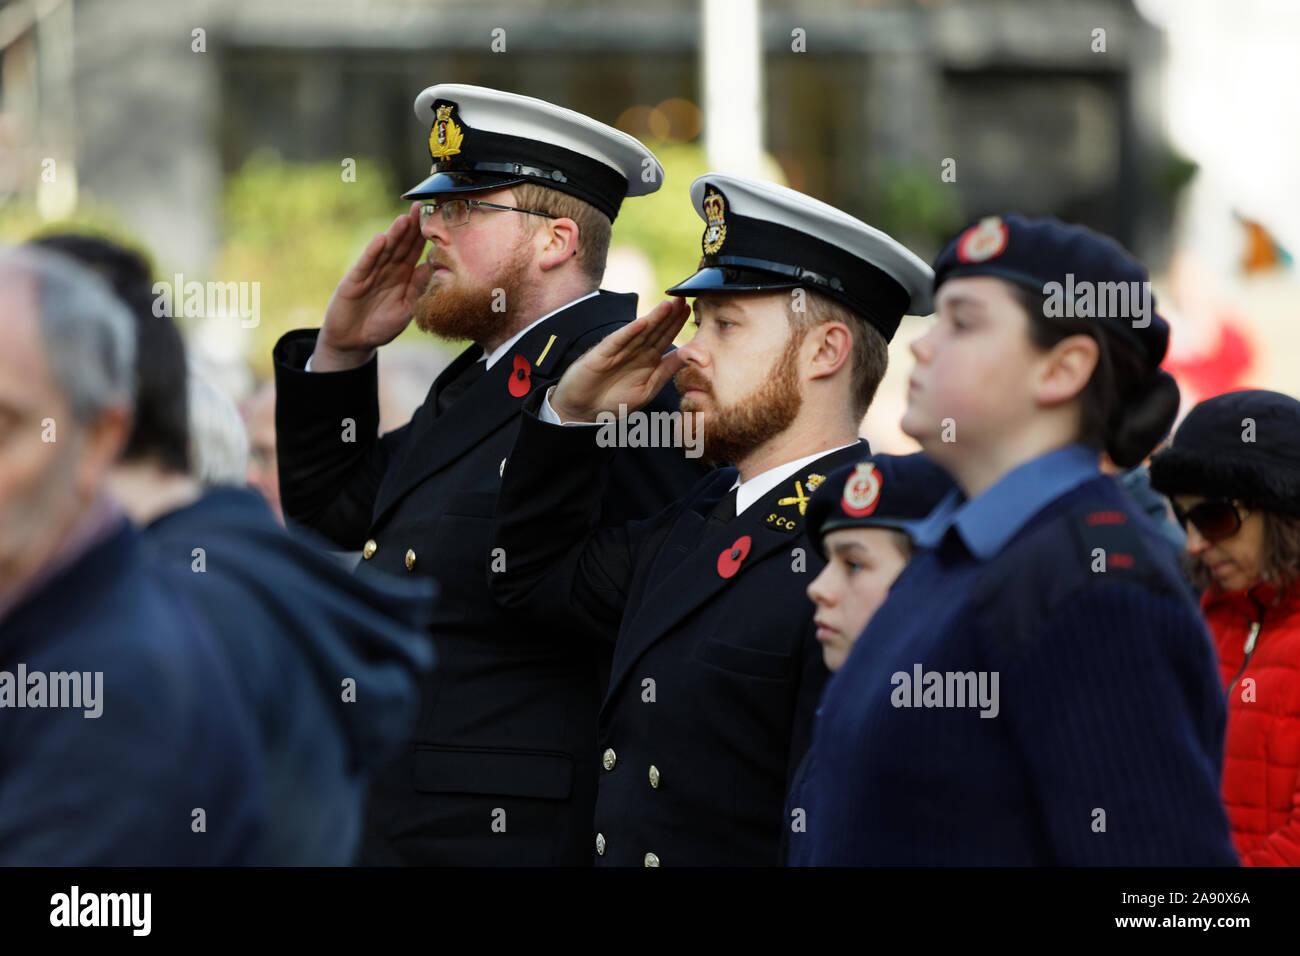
[648,765,660,789]
[644,852,659,867]
[362,539,377,560]
[404,548,417,571]
[602,748,616,771]
[595,832,606,856]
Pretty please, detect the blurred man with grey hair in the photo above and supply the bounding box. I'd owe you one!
[0,245,267,864]
[30,232,437,865]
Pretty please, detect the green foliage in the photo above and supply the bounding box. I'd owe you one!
[218,150,413,376]
[872,161,966,259]
[606,139,714,300]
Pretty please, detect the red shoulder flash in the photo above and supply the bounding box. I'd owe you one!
[1085,510,1127,526]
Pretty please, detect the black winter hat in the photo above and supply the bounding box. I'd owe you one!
[1148,389,1300,517]
[807,453,956,559]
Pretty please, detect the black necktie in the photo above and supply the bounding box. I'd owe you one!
[706,486,739,532]
[436,358,486,415]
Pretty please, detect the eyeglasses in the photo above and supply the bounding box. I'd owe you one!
[418,198,557,229]
[1172,498,1248,543]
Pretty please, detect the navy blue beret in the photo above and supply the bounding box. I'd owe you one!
[807,453,956,559]
[932,214,1170,371]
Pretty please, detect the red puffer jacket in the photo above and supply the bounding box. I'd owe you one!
[1202,580,1300,865]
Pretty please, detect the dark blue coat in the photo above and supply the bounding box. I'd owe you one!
[0,519,266,864]
[142,487,434,865]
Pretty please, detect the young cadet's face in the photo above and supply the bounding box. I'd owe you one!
[1173,494,1267,593]
[806,527,910,671]
[901,276,1041,467]
[673,292,806,466]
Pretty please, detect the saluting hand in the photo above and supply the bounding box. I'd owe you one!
[312,202,432,371]
[550,297,692,423]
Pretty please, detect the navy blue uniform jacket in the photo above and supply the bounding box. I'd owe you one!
[799,445,1237,865]
[491,397,864,865]
[273,292,706,865]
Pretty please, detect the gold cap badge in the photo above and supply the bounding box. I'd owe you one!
[429,104,464,162]
[702,188,727,255]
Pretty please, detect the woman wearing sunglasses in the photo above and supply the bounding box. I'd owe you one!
[801,214,1237,864]
[1150,389,1300,865]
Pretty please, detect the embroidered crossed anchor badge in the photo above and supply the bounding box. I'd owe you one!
[778,480,811,515]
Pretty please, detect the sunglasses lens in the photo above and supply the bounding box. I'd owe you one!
[1189,501,1240,542]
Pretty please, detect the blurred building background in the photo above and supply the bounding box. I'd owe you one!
[2,0,1295,449]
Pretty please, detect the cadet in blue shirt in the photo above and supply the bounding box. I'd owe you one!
[804,215,1238,865]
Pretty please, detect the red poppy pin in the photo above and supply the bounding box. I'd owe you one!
[508,354,532,398]
[717,535,752,579]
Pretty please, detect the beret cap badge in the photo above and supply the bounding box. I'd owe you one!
[955,216,1009,264]
[841,463,883,518]
[701,188,728,255]
[429,103,464,162]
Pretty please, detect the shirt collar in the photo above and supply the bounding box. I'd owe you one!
[479,290,601,370]
[732,442,864,517]
[907,443,1100,560]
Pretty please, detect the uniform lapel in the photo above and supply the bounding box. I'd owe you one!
[371,292,637,526]
[607,441,869,695]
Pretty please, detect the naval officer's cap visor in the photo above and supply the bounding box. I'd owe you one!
[666,264,802,296]
[401,168,527,200]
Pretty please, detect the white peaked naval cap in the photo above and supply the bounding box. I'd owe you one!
[402,84,664,221]
[666,173,935,340]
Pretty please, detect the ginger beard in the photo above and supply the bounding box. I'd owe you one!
[412,235,533,343]
[674,327,806,467]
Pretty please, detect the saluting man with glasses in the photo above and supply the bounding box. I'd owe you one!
[271,85,705,866]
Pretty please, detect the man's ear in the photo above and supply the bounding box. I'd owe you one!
[807,321,853,382]
[1035,333,1099,407]
[76,405,132,500]
[537,217,580,271]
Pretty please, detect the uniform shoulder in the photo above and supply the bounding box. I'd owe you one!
[969,475,1192,655]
